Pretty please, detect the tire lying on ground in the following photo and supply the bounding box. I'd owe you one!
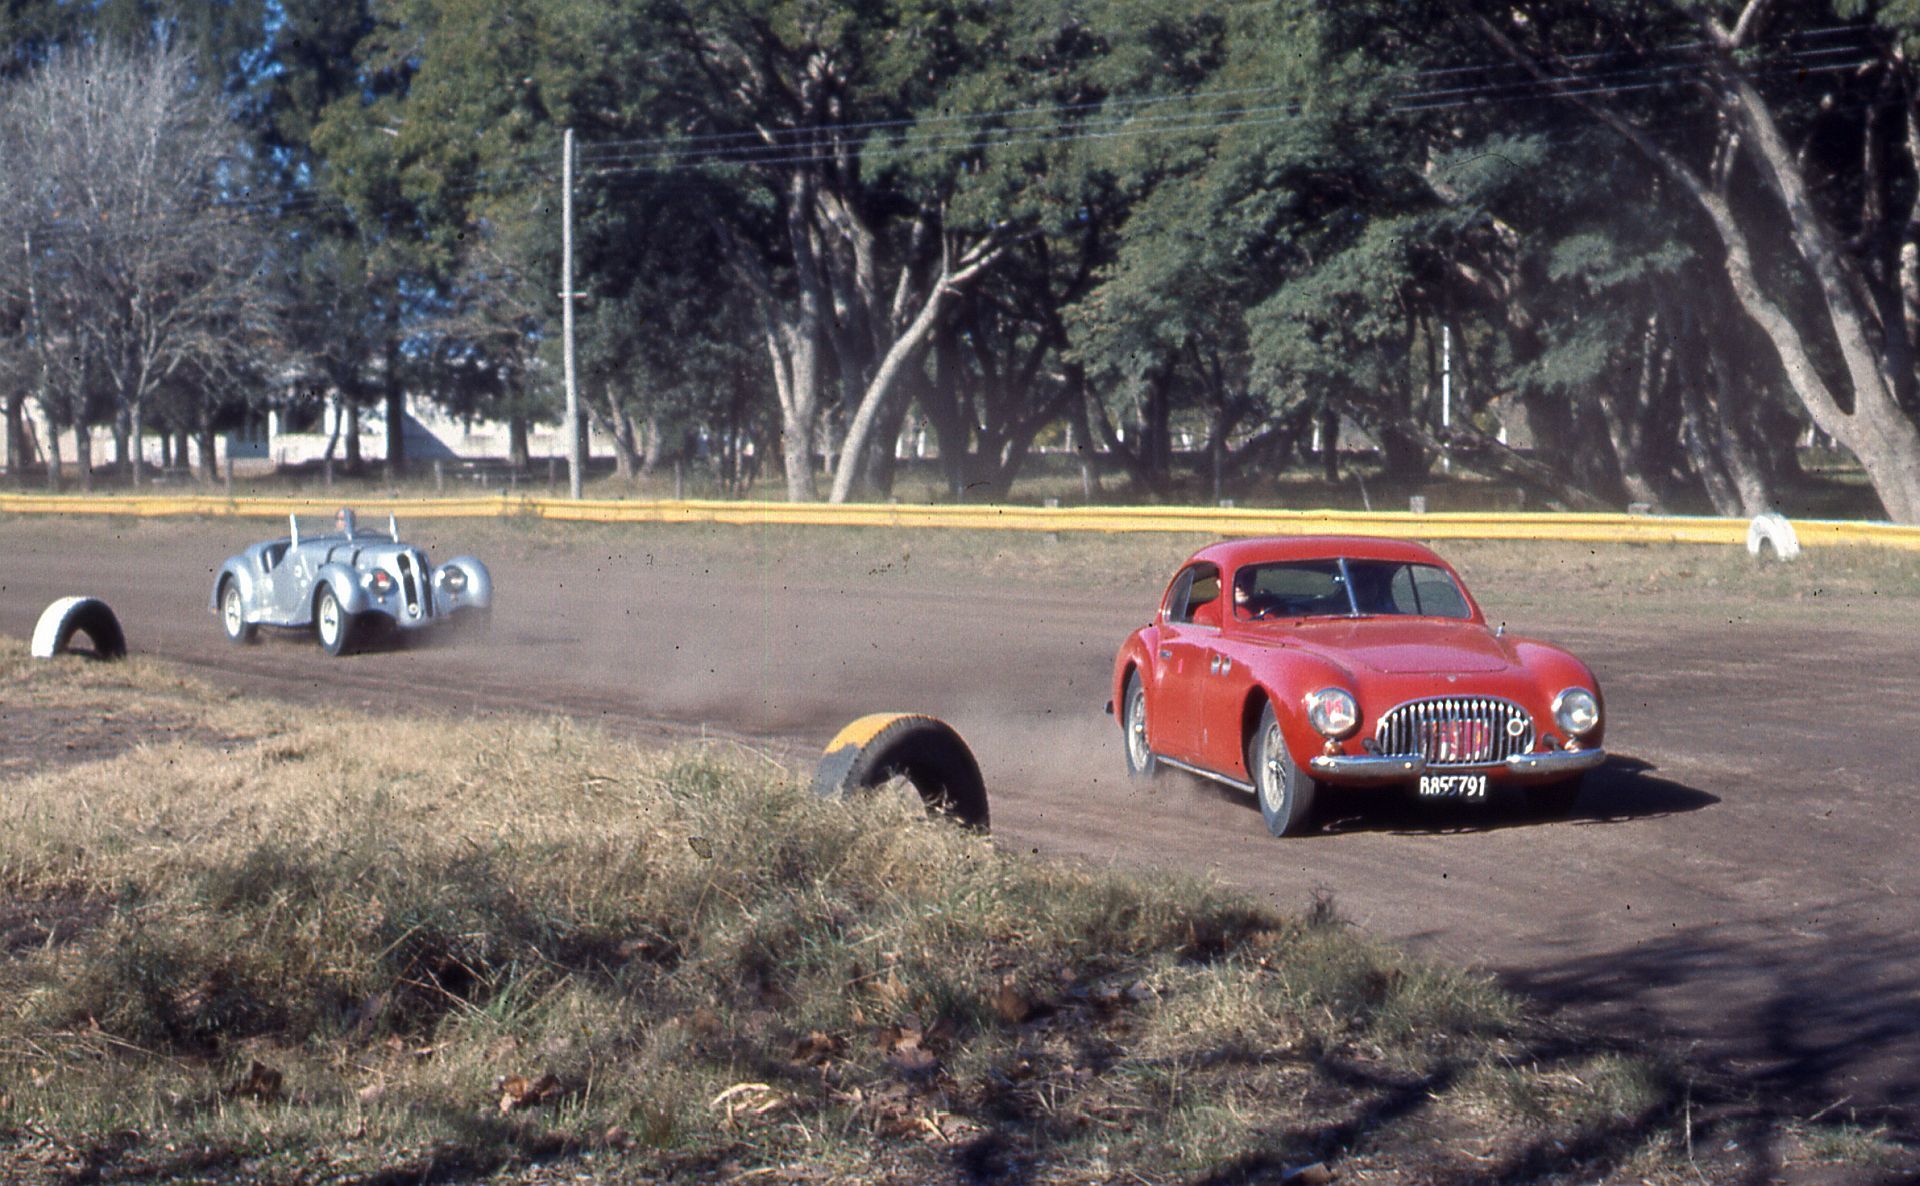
[812,712,990,831]
[30,596,127,660]
[1747,512,1801,560]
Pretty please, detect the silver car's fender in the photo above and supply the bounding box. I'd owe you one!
[210,559,257,616]
[432,556,492,616]
[313,561,374,617]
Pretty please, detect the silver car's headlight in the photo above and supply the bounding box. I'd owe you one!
[1553,688,1600,737]
[361,570,395,596]
[441,567,468,593]
[1305,688,1360,739]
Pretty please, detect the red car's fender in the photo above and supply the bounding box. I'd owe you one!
[1505,637,1608,749]
[1110,622,1162,716]
[1218,644,1361,780]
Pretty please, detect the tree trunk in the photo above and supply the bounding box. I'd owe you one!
[771,324,822,502]
[384,381,405,476]
[508,416,530,469]
[1205,401,1236,505]
[111,414,130,482]
[4,392,26,476]
[1702,342,1773,515]
[1374,421,1432,479]
[1138,375,1173,494]
[641,414,664,476]
[586,386,640,485]
[344,401,362,469]
[862,391,912,499]
[197,422,218,483]
[1593,387,1659,509]
[1680,383,1741,516]
[1065,365,1098,501]
[43,402,62,492]
[1319,405,1340,484]
[1593,310,1671,510]
[921,325,971,498]
[75,420,94,493]
[130,403,146,487]
[827,241,998,504]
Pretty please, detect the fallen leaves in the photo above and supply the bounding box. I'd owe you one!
[991,977,1037,1025]
[790,1030,844,1067]
[224,1060,283,1103]
[709,1082,789,1128]
[495,1072,563,1114]
[880,1020,950,1077]
[832,1080,981,1144]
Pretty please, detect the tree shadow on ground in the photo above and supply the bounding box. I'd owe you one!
[1501,910,1920,1151]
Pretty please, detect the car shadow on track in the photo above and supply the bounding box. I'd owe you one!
[1308,754,1717,837]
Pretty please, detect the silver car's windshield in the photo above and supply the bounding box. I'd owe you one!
[1233,559,1471,620]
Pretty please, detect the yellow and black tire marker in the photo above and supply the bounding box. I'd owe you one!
[811,712,989,831]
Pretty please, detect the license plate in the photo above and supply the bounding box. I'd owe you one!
[1418,773,1488,799]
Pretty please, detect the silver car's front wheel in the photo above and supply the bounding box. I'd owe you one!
[220,582,255,644]
[315,585,357,657]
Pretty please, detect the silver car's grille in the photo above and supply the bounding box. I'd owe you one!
[1374,697,1533,768]
[398,552,425,619]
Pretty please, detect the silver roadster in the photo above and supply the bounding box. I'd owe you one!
[211,508,493,655]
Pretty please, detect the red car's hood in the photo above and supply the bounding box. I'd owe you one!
[1277,618,1514,674]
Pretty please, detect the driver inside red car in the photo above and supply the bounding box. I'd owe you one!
[1233,569,1282,620]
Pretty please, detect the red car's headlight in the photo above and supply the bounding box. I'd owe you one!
[1553,688,1600,737]
[1305,688,1360,739]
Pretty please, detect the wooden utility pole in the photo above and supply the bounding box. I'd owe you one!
[562,128,583,500]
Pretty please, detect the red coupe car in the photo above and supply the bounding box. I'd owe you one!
[1109,536,1605,835]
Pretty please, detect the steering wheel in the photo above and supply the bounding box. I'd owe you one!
[1241,594,1284,621]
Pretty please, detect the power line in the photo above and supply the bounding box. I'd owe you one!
[7,34,1892,249]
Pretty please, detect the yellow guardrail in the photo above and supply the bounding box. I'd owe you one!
[2,491,1917,550]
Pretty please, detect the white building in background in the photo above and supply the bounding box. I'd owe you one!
[17,405,272,477]
[268,393,605,470]
[13,390,592,479]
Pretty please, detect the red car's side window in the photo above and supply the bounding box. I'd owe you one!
[1165,563,1221,625]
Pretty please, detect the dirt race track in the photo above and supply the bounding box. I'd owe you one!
[3,514,1917,1143]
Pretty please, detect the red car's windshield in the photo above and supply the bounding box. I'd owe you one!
[1233,559,1471,620]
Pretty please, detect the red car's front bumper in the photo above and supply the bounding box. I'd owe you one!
[1307,746,1606,784]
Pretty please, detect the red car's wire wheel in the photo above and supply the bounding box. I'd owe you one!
[1123,677,1157,778]
[1252,704,1317,837]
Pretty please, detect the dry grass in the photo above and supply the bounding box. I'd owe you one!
[0,643,1907,1182]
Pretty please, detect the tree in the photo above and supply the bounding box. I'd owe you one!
[1454,0,1920,522]
[629,0,1026,502]
[0,40,281,488]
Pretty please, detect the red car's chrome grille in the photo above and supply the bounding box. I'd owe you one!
[1374,697,1533,768]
